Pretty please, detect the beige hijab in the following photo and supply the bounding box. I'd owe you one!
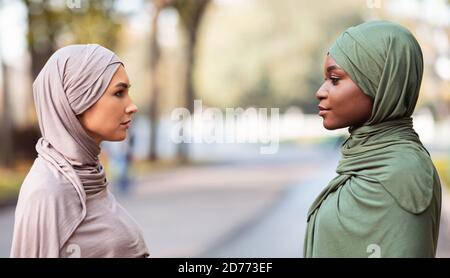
[10,44,149,258]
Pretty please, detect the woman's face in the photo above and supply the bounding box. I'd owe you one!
[78,65,138,144]
[315,54,373,130]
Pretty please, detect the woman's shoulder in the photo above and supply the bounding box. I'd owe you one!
[379,146,437,214]
[390,145,433,172]
[19,156,76,201]
[13,156,85,248]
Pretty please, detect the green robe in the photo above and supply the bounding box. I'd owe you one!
[304,21,442,258]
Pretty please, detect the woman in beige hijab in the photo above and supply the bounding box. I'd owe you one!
[10,44,150,258]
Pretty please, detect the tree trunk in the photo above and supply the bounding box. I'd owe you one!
[174,0,210,163]
[0,59,13,166]
[148,1,167,161]
[26,0,56,79]
[177,32,196,163]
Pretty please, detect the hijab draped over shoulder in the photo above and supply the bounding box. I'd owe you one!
[304,21,441,257]
[11,44,149,258]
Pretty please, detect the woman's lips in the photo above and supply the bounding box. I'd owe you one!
[120,120,131,128]
[318,105,330,116]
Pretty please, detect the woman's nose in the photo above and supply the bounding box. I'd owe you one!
[315,83,328,100]
[126,103,138,114]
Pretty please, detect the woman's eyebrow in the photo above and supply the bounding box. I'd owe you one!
[326,65,342,73]
[115,82,131,89]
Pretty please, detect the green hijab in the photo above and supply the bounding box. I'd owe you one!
[304,21,441,257]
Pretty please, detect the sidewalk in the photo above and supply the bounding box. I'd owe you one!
[436,182,450,258]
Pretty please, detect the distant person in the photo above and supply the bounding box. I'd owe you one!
[103,132,135,194]
[118,132,135,193]
[305,21,441,257]
[10,44,149,258]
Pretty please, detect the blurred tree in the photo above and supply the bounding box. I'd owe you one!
[23,0,59,81]
[240,70,276,108]
[148,0,171,161]
[0,0,13,166]
[0,62,12,166]
[169,0,211,162]
[23,0,121,79]
[65,0,121,49]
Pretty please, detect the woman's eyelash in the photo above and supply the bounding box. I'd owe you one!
[329,77,340,84]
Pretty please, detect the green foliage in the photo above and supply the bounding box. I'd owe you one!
[66,0,122,48]
[23,0,123,56]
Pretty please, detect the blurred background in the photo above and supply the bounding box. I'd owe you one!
[0,0,449,257]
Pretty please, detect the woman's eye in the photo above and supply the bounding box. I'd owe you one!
[330,77,340,85]
[114,91,124,97]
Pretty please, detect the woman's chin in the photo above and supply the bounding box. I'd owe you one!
[323,121,338,130]
[322,118,347,130]
[105,133,127,142]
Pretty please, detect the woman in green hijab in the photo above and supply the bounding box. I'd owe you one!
[304,21,442,258]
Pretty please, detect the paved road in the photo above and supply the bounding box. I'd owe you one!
[0,205,14,257]
[115,143,334,257]
[200,171,336,257]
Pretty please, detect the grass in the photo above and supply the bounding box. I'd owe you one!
[433,155,450,190]
[0,161,31,205]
